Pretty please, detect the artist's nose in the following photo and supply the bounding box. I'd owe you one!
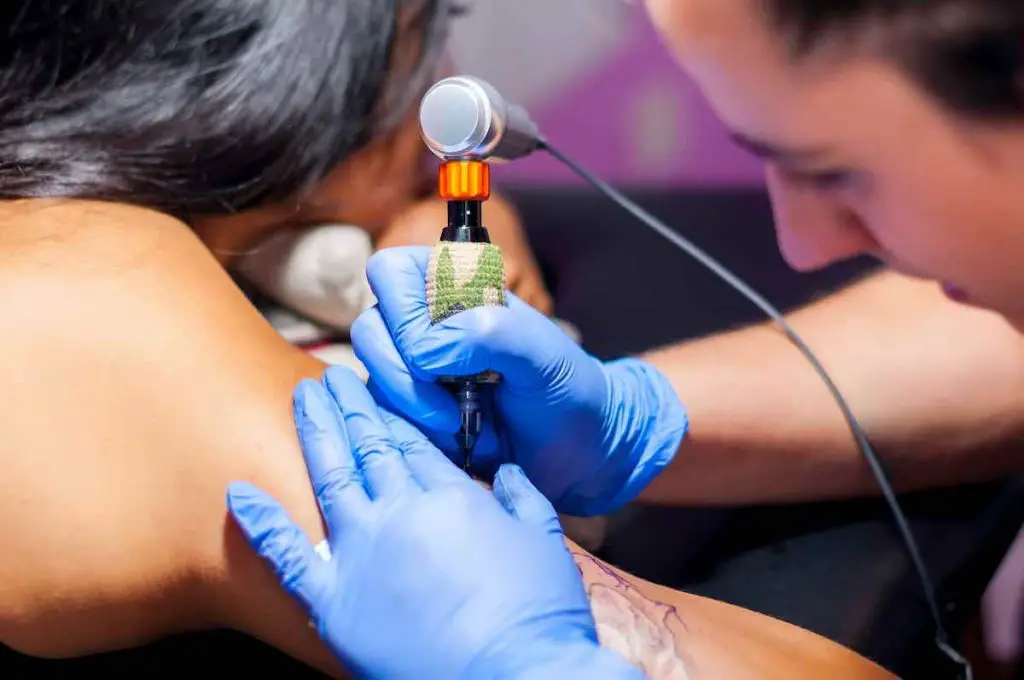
[765,168,875,272]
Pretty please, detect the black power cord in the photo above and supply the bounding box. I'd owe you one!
[539,139,973,680]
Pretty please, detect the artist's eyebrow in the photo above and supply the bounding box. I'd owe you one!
[728,130,832,163]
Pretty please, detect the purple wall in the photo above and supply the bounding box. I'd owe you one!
[476,11,764,187]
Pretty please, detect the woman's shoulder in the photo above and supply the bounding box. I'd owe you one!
[0,199,252,323]
[0,200,204,317]
[0,197,328,493]
[0,199,309,363]
[0,200,329,657]
[0,198,197,263]
[0,196,325,465]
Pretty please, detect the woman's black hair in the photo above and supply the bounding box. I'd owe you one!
[763,0,1024,119]
[0,0,454,218]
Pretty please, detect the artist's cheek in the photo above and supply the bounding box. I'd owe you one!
[855,182,962,277]
[863,147,1014,282]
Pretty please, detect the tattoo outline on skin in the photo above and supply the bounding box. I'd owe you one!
[572,552,694,680]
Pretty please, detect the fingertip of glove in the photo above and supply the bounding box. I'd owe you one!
[494,463,531,503]
[322,364,362,396]
[495,464,563,531]
[349,307,394,365]
[491,464,516,513]
[496,462,528,484]
[226,480,261,506]
[292,376,322,402]
[225,481,270,533]
[348,305,378,345]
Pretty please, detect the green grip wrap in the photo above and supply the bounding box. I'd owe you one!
[425,241,506,324]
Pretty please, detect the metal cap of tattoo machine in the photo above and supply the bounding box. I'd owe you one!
[419,75,544,162]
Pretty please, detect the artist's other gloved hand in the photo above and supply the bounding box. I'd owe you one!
[226,367,646,680]
[351,247,689,517]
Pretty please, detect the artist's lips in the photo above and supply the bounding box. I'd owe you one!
[940,281,971,304]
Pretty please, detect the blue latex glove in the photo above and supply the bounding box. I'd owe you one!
[350,246,689,516]
[227,366,646,680]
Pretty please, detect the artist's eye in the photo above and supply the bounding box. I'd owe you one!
[782,167,854,191]
[450,2,472,17]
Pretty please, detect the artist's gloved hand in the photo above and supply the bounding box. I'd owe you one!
[351,246,688,517]
[227,367,645,680]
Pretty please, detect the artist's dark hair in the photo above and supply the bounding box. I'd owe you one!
[0,0,454,218]
[762,1,1024,119]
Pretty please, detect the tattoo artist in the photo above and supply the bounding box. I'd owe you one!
[224,0,1024,676]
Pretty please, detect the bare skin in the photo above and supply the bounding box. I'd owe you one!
[0,199,889,679]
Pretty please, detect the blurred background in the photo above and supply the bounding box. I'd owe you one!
[448,0,762,189]
[443,1,1024,677]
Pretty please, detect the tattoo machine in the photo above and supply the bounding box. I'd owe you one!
[417,76,543,472]
[417,74,972,677]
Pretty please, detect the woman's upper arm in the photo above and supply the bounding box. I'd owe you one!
[0,201,330,658]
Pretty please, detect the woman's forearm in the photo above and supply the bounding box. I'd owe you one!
[567,541,894,679]
[640,271,1024,505]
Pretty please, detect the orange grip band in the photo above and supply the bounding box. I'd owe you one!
[438,160,490,201]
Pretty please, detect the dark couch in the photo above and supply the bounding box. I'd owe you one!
[3,186,1022,678]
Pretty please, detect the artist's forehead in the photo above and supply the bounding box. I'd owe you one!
[646,0,772,53]
[646,0,797,106]
[648,0,908,151]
